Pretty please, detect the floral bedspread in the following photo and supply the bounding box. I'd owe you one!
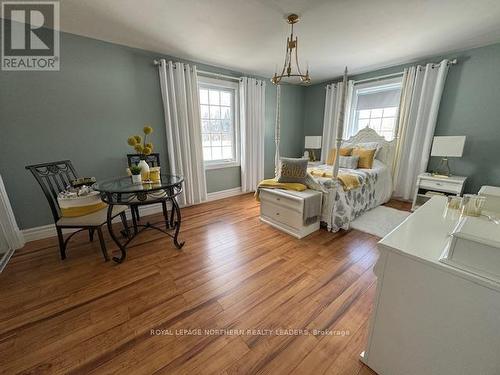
[306,169,379,232]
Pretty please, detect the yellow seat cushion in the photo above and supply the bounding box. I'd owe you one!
[57,205,128,227]
[326,147,353,165]
[352,147,376,169]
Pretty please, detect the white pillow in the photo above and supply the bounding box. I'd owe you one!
[339,155,359,169]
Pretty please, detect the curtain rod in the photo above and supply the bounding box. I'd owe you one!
[153,59,241,82]
[353,72,404,85]
[197,70,241,82]
[327,58,458,87]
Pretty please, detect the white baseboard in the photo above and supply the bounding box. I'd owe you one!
[207,187,245,201]
[23,224,58,242]
[22,187,246,243]
[22,204,165,243]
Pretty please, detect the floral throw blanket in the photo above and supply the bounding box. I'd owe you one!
[306,169,379,232]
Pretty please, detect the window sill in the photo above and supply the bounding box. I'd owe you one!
[204,161,240,170]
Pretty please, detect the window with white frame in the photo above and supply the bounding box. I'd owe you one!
[346,77,402,141]
[198,77,239,168]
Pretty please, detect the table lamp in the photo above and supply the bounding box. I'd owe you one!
[430,136,466,177]
[304,136,322,161]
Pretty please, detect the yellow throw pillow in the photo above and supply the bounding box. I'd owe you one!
[352,147,376,169]
[326,147,353,165]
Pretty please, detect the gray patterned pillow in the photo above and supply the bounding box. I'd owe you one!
[277,157,308,183]
[339,155,360,169]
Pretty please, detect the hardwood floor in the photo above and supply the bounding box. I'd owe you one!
[0,194,409,374]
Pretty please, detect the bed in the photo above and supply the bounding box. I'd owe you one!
[307,127,395,232]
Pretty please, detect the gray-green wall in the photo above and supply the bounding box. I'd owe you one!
[9,25,496,229]
[302,42,500,193]
[0,31,305,228]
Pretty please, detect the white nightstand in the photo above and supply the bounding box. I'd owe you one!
[307,161,322,168]
[412,173,467,211]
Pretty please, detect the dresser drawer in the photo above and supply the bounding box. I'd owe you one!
[259,189,303,212]
[261,200,303,229]
[420,179,461,193]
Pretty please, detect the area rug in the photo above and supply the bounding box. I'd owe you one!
[350,206,411,238]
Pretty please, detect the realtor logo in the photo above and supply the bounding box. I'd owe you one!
[1,1,60,71]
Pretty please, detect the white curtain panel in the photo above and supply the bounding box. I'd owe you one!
[393,60,450,199]
[321,80,354,162]
[158,60,207,206]
[0,175,24,251]
[240,77,266,192]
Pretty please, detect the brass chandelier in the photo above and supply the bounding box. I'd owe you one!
[271,14,311,85]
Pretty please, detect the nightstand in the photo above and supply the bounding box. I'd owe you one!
[307,161,322,168]
[412,173,466,211]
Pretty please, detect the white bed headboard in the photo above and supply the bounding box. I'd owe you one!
[343,126,396,168]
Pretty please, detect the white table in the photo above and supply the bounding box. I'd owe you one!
[362,196,500,375]
[412,173,466,211]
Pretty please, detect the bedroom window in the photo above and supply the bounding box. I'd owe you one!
[357,107,398,141]
[346,77,402,141]
[198,77,240,169]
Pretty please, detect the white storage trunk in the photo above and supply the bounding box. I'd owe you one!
[259,188,322,239]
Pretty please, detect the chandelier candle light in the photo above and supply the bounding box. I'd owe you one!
[271,13,311,176]
[271,14,311,85]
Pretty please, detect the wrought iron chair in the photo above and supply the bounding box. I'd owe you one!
[126,153,161,221]
[26,160,129,261]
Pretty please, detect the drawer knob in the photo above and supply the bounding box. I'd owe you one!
[276,212,280,216]
[276,198,281,201]
[436,182,442,186]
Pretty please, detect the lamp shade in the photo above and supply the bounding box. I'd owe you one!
[431,136,466,157]
[305,136,322,149]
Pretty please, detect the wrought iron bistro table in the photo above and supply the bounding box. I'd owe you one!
[94,174,184,263]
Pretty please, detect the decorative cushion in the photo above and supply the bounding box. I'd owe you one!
[352,147,377,169]
[343,141,382,158]
[57,188,105,217]
[277,157,308,183]
[339,155,360,169]
[57,205,127,226]
[326,147,353,165]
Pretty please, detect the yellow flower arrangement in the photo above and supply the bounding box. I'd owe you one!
[127,125,154,157]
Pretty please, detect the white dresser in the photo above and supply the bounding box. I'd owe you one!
[362,196,500,375]
[479,185,500,214]
[259,188,322,239]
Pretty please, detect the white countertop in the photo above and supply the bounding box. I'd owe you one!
[379,196,500,292]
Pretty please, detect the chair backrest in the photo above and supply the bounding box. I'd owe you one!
[127,153,161,167]
[25,160,78,223]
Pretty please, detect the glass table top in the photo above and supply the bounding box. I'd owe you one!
[94,174,184,194]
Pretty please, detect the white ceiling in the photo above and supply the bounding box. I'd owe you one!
[58,0,500,83]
